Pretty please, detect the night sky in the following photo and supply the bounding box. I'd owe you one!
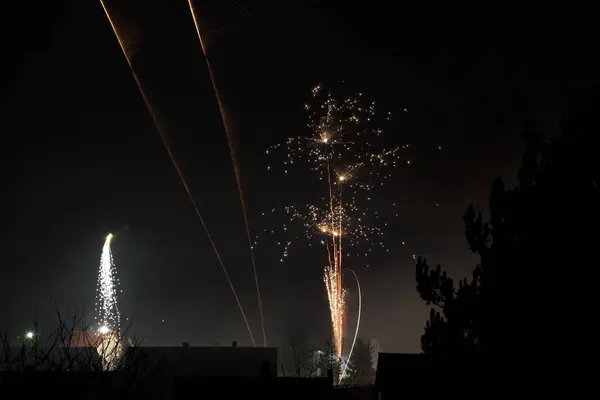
[2,0,597,352]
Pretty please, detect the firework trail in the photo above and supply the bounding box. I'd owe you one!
[99,0,256,346]
[262,85,407,360]
[187,0,267,347]
[341,269,362,380]
[95,233,121,333]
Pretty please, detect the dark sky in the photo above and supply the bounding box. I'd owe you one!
[2,0,597,352]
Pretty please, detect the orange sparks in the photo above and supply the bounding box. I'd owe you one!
[324,162,345,359]
[186,0,267,347]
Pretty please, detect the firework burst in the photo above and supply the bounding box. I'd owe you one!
[262,85,407,360]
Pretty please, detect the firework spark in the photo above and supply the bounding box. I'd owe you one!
[262,85,405,359]
[95,233,121,334]
[264,87,408,264]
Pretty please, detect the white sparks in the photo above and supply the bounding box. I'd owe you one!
[94,233,121,334]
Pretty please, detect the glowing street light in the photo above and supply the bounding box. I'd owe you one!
[25,331,34,340]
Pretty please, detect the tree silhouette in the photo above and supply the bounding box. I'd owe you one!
[416,87,599,356]
[0,309,162,399]
[348,338,375,384]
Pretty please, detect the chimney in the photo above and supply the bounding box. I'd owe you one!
[182,342,190,348]
[232,341,238,348]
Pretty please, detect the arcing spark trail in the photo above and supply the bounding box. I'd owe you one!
[95,233,120,333]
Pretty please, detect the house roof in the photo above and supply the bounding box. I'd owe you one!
[124,346,278,378]
[61,331,115,348]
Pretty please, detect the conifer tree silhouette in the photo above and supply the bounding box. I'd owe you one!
[349,338,375,384]
[416,87,599,356]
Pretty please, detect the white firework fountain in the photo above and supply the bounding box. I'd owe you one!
[94,233,123,370]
